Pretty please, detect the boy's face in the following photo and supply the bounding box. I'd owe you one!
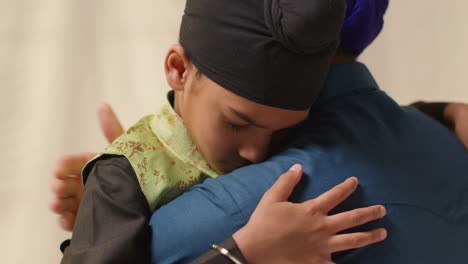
[177,71,309,174]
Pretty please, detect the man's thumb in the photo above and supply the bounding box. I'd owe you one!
[97,103,125,143]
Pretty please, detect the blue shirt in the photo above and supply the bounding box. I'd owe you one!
[150,62,468,263]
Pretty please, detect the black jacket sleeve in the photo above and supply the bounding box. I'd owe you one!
[60,155,248,264]
[61,155,152,264]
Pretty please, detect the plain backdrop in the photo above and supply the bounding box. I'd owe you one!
[1,1,467,263]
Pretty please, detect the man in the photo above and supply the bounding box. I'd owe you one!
[144,0,468,262]
[164,62,468,263]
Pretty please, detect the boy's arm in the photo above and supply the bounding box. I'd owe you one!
[61,155,152,264]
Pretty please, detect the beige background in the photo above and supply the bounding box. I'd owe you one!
[1,1,467,263]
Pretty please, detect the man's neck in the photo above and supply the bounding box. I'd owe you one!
[330,48,357,65]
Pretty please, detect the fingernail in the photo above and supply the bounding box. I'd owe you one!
[290,164,301,172]
[350,176,358,184]
[380,206,387,217]
[380,229,387,240]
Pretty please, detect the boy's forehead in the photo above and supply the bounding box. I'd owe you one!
[204,84,309,126]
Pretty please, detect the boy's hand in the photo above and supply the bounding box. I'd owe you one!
[50,103,125,231]
[233,164,387,264]
[445,103,468,149]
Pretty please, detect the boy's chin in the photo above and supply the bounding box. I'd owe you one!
[212,160,251,175]
[212,164,234,175]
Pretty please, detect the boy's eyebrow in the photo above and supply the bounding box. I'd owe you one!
[229,107,267,128]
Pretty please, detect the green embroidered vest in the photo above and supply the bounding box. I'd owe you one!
[82,97,218,212]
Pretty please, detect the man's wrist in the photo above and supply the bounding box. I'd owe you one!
[411,101,451,128]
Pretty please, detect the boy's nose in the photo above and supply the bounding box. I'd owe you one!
[238,138,270,164]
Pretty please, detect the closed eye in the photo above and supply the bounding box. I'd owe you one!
[225,121,249,132]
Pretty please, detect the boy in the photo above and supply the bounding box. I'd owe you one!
[79,0,343,212]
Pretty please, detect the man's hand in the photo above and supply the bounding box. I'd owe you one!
[233,164,387,264]
[96,102,125,144]
[50,103,125,231]
[50,152,95,231]
[445,103,468,149]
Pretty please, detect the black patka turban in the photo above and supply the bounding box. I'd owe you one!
[180,0,346,110]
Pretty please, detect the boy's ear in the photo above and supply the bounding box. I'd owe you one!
[165,44,191,92]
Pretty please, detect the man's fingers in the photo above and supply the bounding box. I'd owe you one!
[59,212,77,232]
[327,205,386,232]
[328,228,387,253]
[262,164,303,203]
[306,177,358,213]
[97,102,125,143]
[50,196,80,215]
[54,153,97,179]
[51,176,84,198]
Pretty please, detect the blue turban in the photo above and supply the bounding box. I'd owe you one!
[341,0,389,56]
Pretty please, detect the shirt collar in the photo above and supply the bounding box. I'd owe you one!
[316,61,379,105]
[150,92,218,178]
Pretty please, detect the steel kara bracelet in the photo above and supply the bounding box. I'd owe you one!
[211,244,245,264]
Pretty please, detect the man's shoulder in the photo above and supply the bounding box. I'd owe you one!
[303,92,468,263]
[300,91,468,206]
